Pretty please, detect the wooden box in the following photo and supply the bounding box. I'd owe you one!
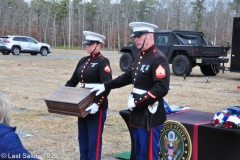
[45,86,96,117]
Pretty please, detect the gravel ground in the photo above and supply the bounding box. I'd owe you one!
[0,49,239,160]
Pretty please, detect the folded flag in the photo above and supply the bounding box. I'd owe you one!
[163,98,190,114]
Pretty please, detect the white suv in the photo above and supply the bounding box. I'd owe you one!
[0,35,51,56]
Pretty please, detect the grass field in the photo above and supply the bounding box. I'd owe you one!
[0,49,239,160]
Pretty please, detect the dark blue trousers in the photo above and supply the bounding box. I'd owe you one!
[131,124,163,160]
[78,109,107,160]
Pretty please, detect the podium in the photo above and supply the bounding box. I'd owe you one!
[119,109,240,160]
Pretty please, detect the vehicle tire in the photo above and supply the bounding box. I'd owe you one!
[40,47,48,56]
[119,52,133,71]
[12,46,20,55]
[186,59,193,76]
[172,55,192,76]
[200,65,219,76]
[31,53,37,56]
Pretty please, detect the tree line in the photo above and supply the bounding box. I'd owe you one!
[0,0,239,50]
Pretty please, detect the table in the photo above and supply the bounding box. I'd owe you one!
[119,109,240,160]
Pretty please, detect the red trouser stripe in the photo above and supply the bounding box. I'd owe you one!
[149,128,153,160]
[193,122,211,160]
[95,110,103,160]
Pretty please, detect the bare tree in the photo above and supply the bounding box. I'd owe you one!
[171,0,187,29]
[203,0,231,45]
[112,0,121,50]
[120,0,135,46]
[0,0,236,49]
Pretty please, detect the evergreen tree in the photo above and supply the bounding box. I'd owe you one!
[190,0,206,31]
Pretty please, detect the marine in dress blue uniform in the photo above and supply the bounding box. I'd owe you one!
[65,31,112,160]
[91,22,170,160]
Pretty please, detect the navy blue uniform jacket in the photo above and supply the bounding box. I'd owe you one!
[65,52,112,109]
[105,45,170,128]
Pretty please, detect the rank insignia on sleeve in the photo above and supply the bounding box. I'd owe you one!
[156,65,165,78]
[104,65,111,73]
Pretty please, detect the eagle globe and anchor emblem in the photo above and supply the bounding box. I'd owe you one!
[159,120,192,160]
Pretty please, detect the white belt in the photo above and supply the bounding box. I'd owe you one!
[79,83,100,89]
[132,87,147,94]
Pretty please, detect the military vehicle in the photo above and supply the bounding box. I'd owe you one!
[119,30,230,76]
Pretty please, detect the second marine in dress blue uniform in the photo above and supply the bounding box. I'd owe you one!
[91,22,170,160]
[104,45,169,129]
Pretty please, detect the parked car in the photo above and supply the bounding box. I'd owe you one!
[0,35,51,56]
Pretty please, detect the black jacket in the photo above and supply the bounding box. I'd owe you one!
[65,52,112,109]
[105,45,170,128]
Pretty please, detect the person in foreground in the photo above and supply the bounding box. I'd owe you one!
[0,94,41,160]
[65,31,112,160]
[91,22,170,160]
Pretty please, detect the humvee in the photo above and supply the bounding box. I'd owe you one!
[119,30,230,76]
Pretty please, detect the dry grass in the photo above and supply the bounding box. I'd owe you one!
[0,49,239,160]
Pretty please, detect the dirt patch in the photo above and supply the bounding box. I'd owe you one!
[0,49,239,159]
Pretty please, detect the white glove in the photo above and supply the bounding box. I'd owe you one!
[85,103,99,114]
[127,94,136,111]
[90,84,105,96]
